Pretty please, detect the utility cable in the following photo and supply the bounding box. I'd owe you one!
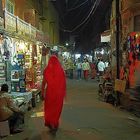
[60,0,101,33]
[70,0,80,9]
[67,0,88,12]
[88,0,101,18]
[64,0,87,17]
[71,0,101,32]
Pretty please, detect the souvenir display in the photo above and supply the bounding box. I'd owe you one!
[127,32,140,62]
[0,55,6,85]
[127,32,140,88]
[0,36,6,85]
[0,7,46,113]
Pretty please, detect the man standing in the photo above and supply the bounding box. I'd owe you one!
[82,59,90,80]
[76,58,82,80]
[41,46,66,135]
[97,59,105,76]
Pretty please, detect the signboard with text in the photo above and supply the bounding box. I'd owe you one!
[17,18,30,38]
[0,17,4,29]
[5,11,16,33]
[30,26,36,40]
[3,10,44,43]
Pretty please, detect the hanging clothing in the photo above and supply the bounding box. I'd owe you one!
[129,64,135,88]
[90,63,96,79]
[42,55,66,129]
[120,67,125,80]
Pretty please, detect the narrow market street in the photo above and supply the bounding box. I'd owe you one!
[2,79,140,140]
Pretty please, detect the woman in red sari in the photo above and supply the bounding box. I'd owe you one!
[42,51,66,135]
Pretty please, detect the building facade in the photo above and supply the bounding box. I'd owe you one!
[0,0,59,93]
[1,0,59,45]
[110,0,140,88]
[121,0,140,43]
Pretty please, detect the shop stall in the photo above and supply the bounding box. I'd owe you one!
[120,32,140,90]
[9,40,42,109]
[0,10,44,110]
[0,35,6,87]
[127,32,140,88]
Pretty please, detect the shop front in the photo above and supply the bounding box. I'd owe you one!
[127,32,140,88]
[0,9,46,110]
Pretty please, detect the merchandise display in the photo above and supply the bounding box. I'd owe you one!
[25,44,42,91]
[11,53,26,92]
[0,8,47,119]
[127,32,140,62]
[127,32,140,88]
[0,36,6,85]
[0,34,42,108]
[0,55,6,85]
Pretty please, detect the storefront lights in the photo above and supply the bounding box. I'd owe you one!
[65,43,68,46]
[19,42,25,51]
[75,54,81,59]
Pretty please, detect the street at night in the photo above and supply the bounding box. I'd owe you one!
[1,0,140,140]
[2,79,140,140]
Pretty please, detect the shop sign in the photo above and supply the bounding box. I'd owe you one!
[5,11,16,32]
[30,26,36,40]
[17,18,30,38]
[101,35,111,42]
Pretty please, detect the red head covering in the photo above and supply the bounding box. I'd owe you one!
[42,55,66,128]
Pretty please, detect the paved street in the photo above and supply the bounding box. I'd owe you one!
[3,79,140,140]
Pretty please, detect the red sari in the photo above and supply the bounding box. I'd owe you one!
[42,55,66,129]
[129,64,135,88]
[90,63,96,79]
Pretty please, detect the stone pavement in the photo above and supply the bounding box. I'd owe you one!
[2,79,140,140]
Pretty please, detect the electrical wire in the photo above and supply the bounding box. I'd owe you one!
[59,4,87,33]
[67,0,88,12]
[70,0,80,9]
[64,0,88,17]
[88,0,101,18]
[60,0,101,33]
[72,0,101,32]
[59,0,92,29]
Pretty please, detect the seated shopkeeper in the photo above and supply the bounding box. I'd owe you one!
[0,84,24,134]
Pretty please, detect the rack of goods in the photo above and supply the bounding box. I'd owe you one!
[11,54,26,92]
[0,55,6,85]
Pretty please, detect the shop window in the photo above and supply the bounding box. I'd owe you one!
[6,0,14,14]
[134,15,140,31]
